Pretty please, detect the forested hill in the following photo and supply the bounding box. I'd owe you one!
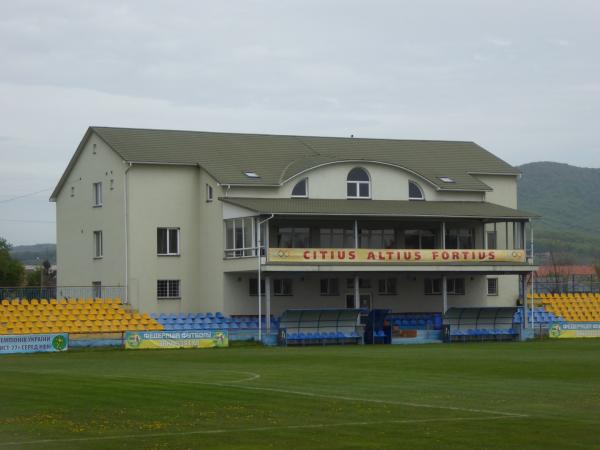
[9,243,56,265]
[517,162,600,262]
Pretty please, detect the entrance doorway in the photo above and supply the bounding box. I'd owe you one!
[345,293,372,310]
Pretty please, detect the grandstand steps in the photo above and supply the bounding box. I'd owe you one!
[0,298,163,335]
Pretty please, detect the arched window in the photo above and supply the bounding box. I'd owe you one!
[408,181,424,200]
[347,168,370,199]
[291,178,308,198]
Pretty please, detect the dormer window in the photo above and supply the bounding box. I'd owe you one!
[291,178,308,198]
[408,181,424,200]
[347,167,370,199]
[244,171,260,178]
[438,176,455,183]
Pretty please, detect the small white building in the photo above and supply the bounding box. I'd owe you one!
[51,127,536,318]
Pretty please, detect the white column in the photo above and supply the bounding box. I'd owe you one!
[257,220,262,342]
[354,275,360,309]
[266,275,271,335]
[354,219,359,310]
[522,274,529,329]
[441,222,446,249]
[442,275,448,315]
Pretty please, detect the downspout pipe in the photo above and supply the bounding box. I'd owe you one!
[124,162,132,304]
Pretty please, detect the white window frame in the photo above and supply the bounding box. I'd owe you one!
[486,231,497,250]
[424,278,465,295]
[347,278,371,289]
[438,176,455,183]
[157,228,180,256]
[320,278,339,296]
[378,278,397,295]
[224,217,257,258]
[346,168,371,199]
[93,230,103,259]
[274,278,293,296]
[424,278,441,295]
[93,182,102,207]
[157,279,180,299]
[445,228,475,249]
[487,278,499,296]
[206,184,213,202]
[249,278,266,296]
[408,180,425,201]
[447,278,465,295]
[291,178,308,198]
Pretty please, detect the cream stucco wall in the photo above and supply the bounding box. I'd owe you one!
[126,165,229,314]
[56,134,126,289]
[225,162,484,202]
[477,173,522,309]
[55,133,524,316]
[224,273,517,316]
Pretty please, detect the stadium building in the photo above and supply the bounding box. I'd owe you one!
[50,127,536,322]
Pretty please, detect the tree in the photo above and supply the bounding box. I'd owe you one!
[0,237,25,287]
[26,268,43,287]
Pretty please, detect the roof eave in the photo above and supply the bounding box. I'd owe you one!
[49,127,95,201]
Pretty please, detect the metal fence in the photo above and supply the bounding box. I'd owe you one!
[0,286,126,301]
[532,280,600,294]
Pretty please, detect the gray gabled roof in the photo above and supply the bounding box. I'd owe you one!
[51,126,520,200]
[220,197,538,220]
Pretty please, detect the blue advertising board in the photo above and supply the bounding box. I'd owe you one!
[0,333,68,354]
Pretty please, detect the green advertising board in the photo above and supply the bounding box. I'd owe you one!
[124,330,228,350]
[549,322,600,338]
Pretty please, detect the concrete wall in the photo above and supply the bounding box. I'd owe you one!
[56,134,126,289]
[223,272,518,316]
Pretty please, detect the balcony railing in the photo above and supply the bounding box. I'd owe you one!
[0,286,126,301]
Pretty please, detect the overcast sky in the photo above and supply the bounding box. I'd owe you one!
[1,0,599,245]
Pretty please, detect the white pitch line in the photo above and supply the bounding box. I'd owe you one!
[0,415,518,447]
[54,371,528,419]
[219,370,261,383]
[3,369,528,418]
[110,375,528,418]
[204,382,529,418]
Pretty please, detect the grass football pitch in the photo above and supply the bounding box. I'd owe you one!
[1,340,599,449]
